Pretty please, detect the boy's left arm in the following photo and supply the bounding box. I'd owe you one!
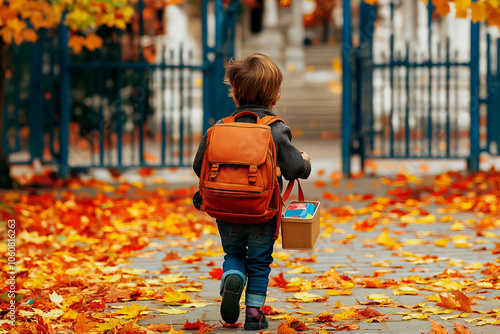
[193,135,207,178]
[274,123,311,180]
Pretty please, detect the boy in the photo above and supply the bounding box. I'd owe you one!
[193,53,311,330]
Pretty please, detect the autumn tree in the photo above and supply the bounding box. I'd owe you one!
[0,0,134,188]
[365,0,500,27]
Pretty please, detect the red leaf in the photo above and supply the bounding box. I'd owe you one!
[183,320,206,329]
[209,268,223,280]
[269,272,289,288]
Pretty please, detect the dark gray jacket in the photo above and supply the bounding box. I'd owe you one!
[192,104,311,230]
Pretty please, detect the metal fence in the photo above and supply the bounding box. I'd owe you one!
[3,0,239,175]
[342,0,500,175]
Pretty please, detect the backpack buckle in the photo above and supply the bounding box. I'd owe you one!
[210,163,219,179]
[249,165,258,183]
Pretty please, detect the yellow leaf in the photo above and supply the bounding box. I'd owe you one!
[332,56,342,74]
[156,308,188,315]
[96,319,124,331]
[115,303,149,318]
[402,312,430,320]
[433,278,463,290]
[451,222,464,231]
[122,268,148,275]
[434,238,449,248]
[23,271,46,289]
[164,290,191,305]
[161,273,188,284]
[292,292,324,302]
[394,286,419,295]
[179,302,208,308]
[463,262,482,270]
[440,215,453,222]
[376,230,400,247]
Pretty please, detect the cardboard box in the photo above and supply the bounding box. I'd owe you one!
[281,200,320,250]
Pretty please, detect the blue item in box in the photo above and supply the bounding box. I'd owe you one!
[283,203,317,218]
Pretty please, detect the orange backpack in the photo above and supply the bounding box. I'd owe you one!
[199,111,283,238]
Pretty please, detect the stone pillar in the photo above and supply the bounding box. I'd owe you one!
[254,0,284,68]
[285,0,305,74]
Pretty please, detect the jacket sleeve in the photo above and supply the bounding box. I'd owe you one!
[193,134,207,178]
[272,122,311,181]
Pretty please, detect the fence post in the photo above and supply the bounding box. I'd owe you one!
[213,0,238,123]
[202,0,213,134]
[29,35,44,163]
[469,3,480,173]
[342,0,352,177]
[59,20,70,177]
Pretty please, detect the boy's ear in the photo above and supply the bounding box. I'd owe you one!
[232,95,239,106]
[271,92,280,106]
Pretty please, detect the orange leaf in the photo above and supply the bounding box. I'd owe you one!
[290,320,308,331]
[317,169,325,176]
[453,322,471,334]
[221,322,243,328]
[436,290,473,313]
[84,33,103,51]
[471,2,487,22]
[143,152,157,162]
[433,0,450,17]
[147,323,172,332]
[358,306,383,319]
[162,250,180,261]
[277,320,298,334]
[491,242,500,254]
[68,35,85,53]
[261,305,284,315]
[323,192,339,201]
[428,319,448,334]
[314,180,326,188]
[21,28,38,42]
[74,314,95,334]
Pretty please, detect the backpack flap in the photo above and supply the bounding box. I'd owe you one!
[207,123,272,183]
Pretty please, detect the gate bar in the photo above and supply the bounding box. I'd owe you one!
[342,0,352,176]
[469,0,480,172]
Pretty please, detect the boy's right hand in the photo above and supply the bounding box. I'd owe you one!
[300,151,311,164]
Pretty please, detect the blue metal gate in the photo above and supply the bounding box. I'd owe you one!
[3,0,239,176]
[342,0,499,176]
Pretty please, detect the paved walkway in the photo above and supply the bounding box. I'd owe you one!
[98,158,500,333]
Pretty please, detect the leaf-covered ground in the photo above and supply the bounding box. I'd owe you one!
[1,169,499,333]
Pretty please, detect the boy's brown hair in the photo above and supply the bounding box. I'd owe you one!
[225,53,283,107]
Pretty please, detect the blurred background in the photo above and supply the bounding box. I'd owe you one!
[1,0,500,186]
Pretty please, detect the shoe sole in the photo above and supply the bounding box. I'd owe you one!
[220,275,243,324]
[244,321,268,331]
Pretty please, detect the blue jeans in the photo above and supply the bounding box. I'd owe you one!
[217,222,276,308]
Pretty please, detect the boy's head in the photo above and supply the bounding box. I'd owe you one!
[225,53,283,108]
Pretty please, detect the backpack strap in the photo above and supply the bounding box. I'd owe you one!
[222,111,262,124]
[261,116,284,126]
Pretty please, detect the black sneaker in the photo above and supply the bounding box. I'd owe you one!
[244,310,268,331]
[220,274,244,324]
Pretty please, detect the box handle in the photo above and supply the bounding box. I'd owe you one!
[282,179,304,202]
